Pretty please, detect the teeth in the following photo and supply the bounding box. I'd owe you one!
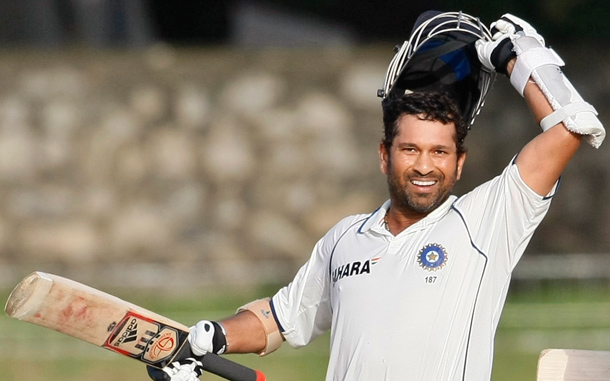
[412,180,436,186]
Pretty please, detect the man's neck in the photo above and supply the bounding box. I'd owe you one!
[385,195,454,235]
[384,207,428,236]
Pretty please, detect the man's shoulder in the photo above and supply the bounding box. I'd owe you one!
[455,160,519,203]
[320,207,384,242]
[332,212,375,233]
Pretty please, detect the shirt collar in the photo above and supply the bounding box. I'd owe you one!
[359,196,457,234]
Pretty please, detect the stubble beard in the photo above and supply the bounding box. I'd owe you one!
[386,162,456,215]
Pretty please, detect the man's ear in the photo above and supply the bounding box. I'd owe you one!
[379,142,389,175]
[456,152,467,180]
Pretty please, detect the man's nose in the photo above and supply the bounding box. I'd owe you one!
[413,153,433,175]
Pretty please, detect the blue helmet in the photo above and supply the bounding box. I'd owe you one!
[378,11,496,128]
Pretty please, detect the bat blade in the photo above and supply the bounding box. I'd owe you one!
[537,348,610,380]
[5,271,187,367]
[5,271,265,381]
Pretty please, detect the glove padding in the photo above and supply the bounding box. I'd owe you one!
[189,320,228,356]
[475,14,545,75]
[477,14,605,148]
[147,320,227,381]
[147,358,204,381]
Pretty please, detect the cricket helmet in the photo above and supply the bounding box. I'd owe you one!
[378,11,496,127]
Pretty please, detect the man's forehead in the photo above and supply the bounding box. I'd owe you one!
[396,114,458,139]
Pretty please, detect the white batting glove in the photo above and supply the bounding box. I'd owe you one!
[147,358,204,381]
[188,320,228,356]
[475,14,545,75]
[498,14,545,47]
[162,358,204,381]
[475,30,513,74]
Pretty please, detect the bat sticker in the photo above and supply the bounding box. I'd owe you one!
[104,311,189,368]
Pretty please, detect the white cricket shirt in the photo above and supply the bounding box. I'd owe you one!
[271,160,555,380]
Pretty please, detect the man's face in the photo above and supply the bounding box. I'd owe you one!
[380,114,466,215]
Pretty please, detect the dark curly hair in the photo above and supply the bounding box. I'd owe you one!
[381,91,468,156]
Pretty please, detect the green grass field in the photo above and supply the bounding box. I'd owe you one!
[1,282,608,381]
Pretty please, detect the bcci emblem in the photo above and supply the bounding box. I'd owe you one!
[417,243,448,272]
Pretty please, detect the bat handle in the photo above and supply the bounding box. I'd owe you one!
[200,352,266,381]
[146,344,266,381]
[146,365,171,381]
[171,344,265,381]
[146,351,265,381]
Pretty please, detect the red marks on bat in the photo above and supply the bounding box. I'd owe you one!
[60,296,91,324]
[76,306,89,319]
[61,304,75,320]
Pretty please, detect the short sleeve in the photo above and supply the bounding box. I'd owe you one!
[271,215,366,348]
[453,160,555,270]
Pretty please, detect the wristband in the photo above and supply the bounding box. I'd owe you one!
[211,321,228,354]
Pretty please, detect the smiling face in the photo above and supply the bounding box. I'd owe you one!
[380,113,466,216]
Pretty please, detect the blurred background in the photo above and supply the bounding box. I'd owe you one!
[0,0,609,380]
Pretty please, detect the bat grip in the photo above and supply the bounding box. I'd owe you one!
[200,352,266,381]
[160,345,265,381]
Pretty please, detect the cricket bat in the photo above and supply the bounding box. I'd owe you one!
[5,271,266,381]
[537,348,610,380]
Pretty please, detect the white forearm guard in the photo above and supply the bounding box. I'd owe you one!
[510,36,605,148]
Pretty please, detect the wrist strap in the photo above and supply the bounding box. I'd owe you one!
[510,36,564,96]
[211,321,228,354]
[540,102,598,131]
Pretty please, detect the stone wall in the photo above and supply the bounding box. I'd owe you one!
[1,44,609,289]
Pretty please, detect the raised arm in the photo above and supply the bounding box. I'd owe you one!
[476,14,605,196]
[511,60,582,196]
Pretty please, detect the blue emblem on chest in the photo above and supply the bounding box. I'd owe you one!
[417,243,448,271]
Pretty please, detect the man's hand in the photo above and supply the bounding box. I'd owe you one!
[476,13,604,149]
[189,320,228,356]
[492,14,545,45]
[147,320,227,381]
[475,14,545,76]
[147,358,204,381]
